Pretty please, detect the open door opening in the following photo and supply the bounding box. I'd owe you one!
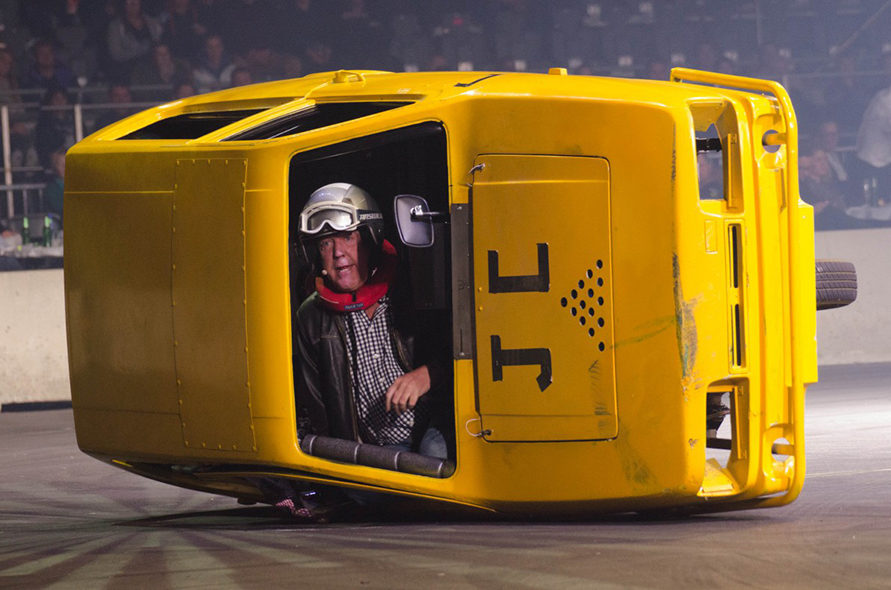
[287,122,455,477]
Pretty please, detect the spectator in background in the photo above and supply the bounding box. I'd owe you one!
[160,0,206,61]
[646,60,669,81]
[221,0,278,57]
[800,149,851,230]
[856,82,891,201]
[93,83,135,132]
[692,41,720,72]
[173,80,196,99]
[336,0,388,69]
[717,58,739,76]
[244,43,281,84]
[35,87,76,169]
[107,0,163,81]
[282,54,304,80]
[193,34,236,93]
[277,0,328,57]
[230,66,253,88]
[21,40,75,90]
[85,0,120,80]
[43,150,66,223]
[754,43,792,82]
[813,120,854,199]
[131,43,191,101]
[824,54,873,135]
[304,42,334,75]
[0,49,22,103]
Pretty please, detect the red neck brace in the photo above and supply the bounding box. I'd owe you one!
[315,240,397,313]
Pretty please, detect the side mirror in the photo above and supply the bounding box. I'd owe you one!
[394,194,434,248]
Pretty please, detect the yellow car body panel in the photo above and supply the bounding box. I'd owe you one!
[64,68,818,514]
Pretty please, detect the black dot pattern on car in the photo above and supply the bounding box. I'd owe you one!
[559,260,607,351]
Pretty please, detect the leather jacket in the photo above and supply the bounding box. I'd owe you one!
[294,287,449,442]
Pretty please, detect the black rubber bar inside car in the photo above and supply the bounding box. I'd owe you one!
[300,434,455,479]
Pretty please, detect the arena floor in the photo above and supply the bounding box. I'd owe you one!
[1,363,890,589]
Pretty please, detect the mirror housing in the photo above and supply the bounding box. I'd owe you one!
[394,194,434,248]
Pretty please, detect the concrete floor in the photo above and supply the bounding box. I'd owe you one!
[1,363,890,589]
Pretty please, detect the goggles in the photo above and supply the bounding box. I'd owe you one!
[299,201,382,236]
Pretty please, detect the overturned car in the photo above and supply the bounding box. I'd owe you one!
[64,67,854,516]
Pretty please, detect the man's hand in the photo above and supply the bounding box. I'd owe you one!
[385,365,432,414]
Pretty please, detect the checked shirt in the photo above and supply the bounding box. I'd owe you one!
[344,297,428,446]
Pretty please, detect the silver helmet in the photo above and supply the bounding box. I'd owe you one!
[298,183,384,245]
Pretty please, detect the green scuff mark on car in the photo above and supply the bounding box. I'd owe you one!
[673,253,699,380]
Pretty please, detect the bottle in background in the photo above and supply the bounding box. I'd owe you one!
[22,216,30,246]
[43,216,52,247]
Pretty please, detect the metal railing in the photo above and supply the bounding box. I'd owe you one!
[3,183,47,220]
[1,88,168,220]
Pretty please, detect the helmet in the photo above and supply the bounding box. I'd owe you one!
[298,183,384,245]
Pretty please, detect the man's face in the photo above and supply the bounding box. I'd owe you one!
[819,122,839,151]
[317,230,369,293]
[35,44,54,68]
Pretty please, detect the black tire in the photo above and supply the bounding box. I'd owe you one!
[816,259,857,310]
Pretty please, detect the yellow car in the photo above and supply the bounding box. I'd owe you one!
[64,67,853,516]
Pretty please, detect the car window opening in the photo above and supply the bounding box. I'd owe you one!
[226,102,411,141]
[118,109,266,140]
[288,122,455,478]
[697,124,725,201]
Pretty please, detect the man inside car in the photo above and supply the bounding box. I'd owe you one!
[294,182,451,459]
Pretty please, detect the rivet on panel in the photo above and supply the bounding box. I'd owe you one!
[172,264,176,270]
[478,306,483,311]
[478,287,482,292]
[217,444,222,450]
[184,441,189,446]
[176,379,182,385]
[243,300,247,306]
[253,446,257,451]
[241,231,245,236]
[202,442,206,448]
[174,340,178,346]
[172,227,176,233]
[241,265,246,271]
[178,399,183,405]
[232,445,237,450]
[250,425,255,431]
[172,301,176,307]
[244,347,249,352]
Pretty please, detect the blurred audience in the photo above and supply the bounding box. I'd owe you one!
[3,0,891,233]
[856,82,891,202]
[93,83,135,132]
[107,0,163,81]
[192,34,236,94]
[160,0,207,61]
[230,66,253,88]
[22,40,75,90]
[131,43,192,101]
[0,49,22,103]
[35,87,76,169]
[43,150,66,222]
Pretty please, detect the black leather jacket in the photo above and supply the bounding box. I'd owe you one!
[294,288,449,442]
